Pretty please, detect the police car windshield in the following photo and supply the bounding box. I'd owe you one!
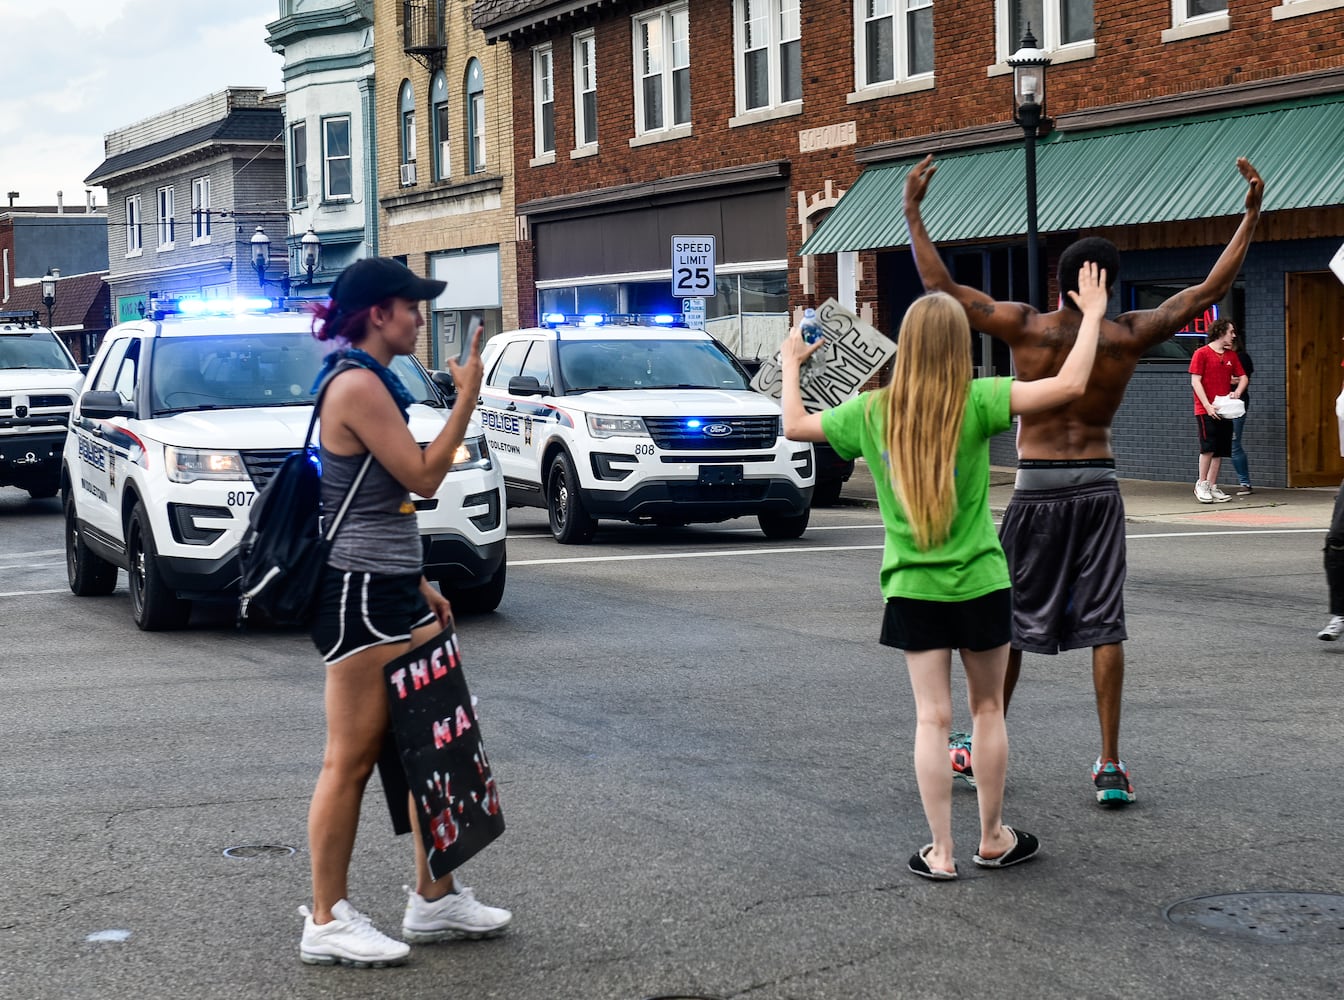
[0,331,76,371]
[558,338,749,392]
[151,334,326,414]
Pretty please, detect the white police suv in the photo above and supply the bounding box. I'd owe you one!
[62,299,507,630]
[1,310,85,499]
[476,315,812,543]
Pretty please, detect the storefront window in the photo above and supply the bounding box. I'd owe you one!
[1128,281,1243,362]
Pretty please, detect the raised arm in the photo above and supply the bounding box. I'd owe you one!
[1009,264,1106,415]
[1125,158,1264,347]
[778,330,828,442]
[904,154,1035,342]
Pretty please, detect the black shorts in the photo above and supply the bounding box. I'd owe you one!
[310,569,435,665]
[1197,413,1233,457]
[880,588,1012,652]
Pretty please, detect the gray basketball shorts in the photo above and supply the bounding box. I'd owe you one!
[998,478,1128,654]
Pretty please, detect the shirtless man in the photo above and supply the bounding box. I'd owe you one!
[903,153,1264,807]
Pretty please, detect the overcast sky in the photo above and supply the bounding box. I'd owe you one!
[0,0,283,209]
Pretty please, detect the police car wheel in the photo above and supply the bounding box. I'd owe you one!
[546,452,596,545]
[758,508,810,540]
[127,501,192,631]
[66,495,118,597]
[446,550,507,614]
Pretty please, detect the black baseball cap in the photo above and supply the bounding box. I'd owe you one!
[328,257,446,313]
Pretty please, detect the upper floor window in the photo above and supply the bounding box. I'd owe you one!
[191,176,211,243]
[466,58,486,173]
[323,115,353,200]
[290,122,308,205]
[533,44,556,157]
[156,186,175,249]
[1178,0,1227,21]
[1162,0,1227,41]
[737,0,801,112]
[431,71,451,181]
[574,31,598,148]
[125,195,142,257]
[998,0,1091,59]
[634,4,690,134]
[400,79,417,185]
[858,0,934,87]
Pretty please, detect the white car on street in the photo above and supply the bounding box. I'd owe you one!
[0,311,84,499]
[62,301,507,630]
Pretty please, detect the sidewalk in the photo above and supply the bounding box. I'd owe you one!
[840,458,1338,530]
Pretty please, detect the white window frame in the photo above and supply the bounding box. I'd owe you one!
[734,0,802,115]
[323,115,354,201]
[532,43,556,161]
[1272,0,1344,18]
[987,0,1094,76]
[853,0,936,93]
[191,176,211,245]
[573,31,598,152]
[291,121,308,205]
[1162,0,1229,42]
[125,195,142,257]
[156,186,175,250]
[632,3,691,138]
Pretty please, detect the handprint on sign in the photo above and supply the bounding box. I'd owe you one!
[750,300,896,414]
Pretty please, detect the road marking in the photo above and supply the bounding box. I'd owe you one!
[2,549,63,559]
[1126,528,1322,538]
[0,562,64,572]
[512,544,883,566]
[0,588,70,597]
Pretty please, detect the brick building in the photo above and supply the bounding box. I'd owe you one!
[474,0,1344,487]
[373,0,520,368]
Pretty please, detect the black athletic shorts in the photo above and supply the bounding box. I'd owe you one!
[310,569,435,665]
[1196,413,1233,457]
[879,588,1012,652]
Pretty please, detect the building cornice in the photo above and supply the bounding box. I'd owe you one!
[518,160,790,220]
[380,174,505,211]
[266,1,373,51]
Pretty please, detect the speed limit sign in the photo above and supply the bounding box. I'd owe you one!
[671,236,716,297]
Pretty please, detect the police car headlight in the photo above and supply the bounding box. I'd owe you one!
[586,414,649,438]
[450,434,492,471]
[165,446,248,483]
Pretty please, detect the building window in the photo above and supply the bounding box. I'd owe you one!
[574,31,597,148]
[125,195,142,257]
[290,122,308,205]
[737,0,801,112]
[533,44,556,157]
[431,71,451,181]
[1177,0,1227,21]
[322,116,353,200]
[998,0,1092,58]
[399,79,417,186]
[859,0,934,86]
[156,186,175,249]
[191,176,211,243]
[634,4,690,134]
[466,58,486,173]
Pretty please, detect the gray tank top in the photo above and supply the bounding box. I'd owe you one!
[320,448,422,575]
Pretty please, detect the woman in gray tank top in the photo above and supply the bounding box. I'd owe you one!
[296,258,512,968]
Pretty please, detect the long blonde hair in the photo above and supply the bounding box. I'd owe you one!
[872,292,972,550]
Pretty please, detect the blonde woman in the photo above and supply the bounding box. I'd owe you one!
[778,267,1107,880]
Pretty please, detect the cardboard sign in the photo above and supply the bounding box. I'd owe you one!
[380,625,504,880]
[750,299,896,411]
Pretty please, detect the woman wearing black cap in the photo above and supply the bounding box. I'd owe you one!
[296,257,511,967]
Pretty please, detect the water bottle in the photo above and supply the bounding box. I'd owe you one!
[800,307,823,344]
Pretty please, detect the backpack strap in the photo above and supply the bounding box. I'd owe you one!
[309,358,377,546]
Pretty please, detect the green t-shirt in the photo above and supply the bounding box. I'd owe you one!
[820,377,1013,601]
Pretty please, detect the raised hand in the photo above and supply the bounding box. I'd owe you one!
[1066,262,1108,317]
[1237,157,1264,214]
[904,154,938,210]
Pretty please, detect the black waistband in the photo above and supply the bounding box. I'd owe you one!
[1018,458,1117,469]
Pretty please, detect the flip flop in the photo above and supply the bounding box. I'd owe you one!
[973,827,1041,868]
[908,844,958,881]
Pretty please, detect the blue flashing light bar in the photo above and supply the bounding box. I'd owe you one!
[539,312,690,329]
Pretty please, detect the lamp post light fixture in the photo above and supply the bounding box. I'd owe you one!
[250,225,291,299]
[300,226,321,286]
[1008,26,1051,310]
[40,268,58,329]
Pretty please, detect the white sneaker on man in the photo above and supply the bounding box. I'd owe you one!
[402,884,513,942]
[299,899,410,967]
[1208,484,1232,502]
[1317,615,1344,641]
[1194,481,1214,503]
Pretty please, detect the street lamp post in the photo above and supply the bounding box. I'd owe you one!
[1009,27,1052,310]
[300,226,321,286]
[40,268,58,329]
[250,226,291,299]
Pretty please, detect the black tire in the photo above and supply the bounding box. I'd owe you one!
[27,478,60,500]
[546,452,596,544]
[758,507,810,540]
[65,496,118,596]
[128,501,191,631]
[446,548,507,614]
[811,478,844,508]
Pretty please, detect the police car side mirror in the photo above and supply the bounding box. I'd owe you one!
[79,390,134,419]
[508,375,547,396]
[429,369,457,403]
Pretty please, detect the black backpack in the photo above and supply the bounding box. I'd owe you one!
[237,376,371,626]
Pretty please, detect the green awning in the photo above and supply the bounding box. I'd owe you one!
[800,95,1344,255]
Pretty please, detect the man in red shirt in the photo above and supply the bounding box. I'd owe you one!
[1189,319,1248,502]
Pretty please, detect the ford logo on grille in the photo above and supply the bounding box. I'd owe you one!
[703,422,733,437]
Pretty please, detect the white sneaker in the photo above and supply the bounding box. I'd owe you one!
[1318,615,1344,641]
[402,883,513,942]
[298,899,410,967]
[1194,481,1214,503]
[1209,484,1232,502]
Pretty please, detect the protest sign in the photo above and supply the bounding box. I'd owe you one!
[379,625,504,880]
[750,299,896,411]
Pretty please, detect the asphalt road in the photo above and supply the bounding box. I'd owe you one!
[1,487,1341,1000]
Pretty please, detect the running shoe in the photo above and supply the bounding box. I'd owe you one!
[949,731,975,789]
[1209,484,1232,502]
[1236,484,1253,496]
[299,899,410,967]
[1194,481,1213,503]
[402,884,512,942]
[1317,615,1344,641]
[1092,757,1135,807]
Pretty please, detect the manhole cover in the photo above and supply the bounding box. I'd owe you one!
[1165,891,1344,944]
[222,844,296,860]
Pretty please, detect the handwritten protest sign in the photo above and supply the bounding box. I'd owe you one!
[379,625,504,880]
[750,299,896,411]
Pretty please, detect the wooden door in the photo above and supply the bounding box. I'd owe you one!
[1286,271,1344,486]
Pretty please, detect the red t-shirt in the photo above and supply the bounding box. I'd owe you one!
[1188,345,1246,415]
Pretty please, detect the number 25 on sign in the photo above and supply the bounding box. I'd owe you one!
[671,236,716,297]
